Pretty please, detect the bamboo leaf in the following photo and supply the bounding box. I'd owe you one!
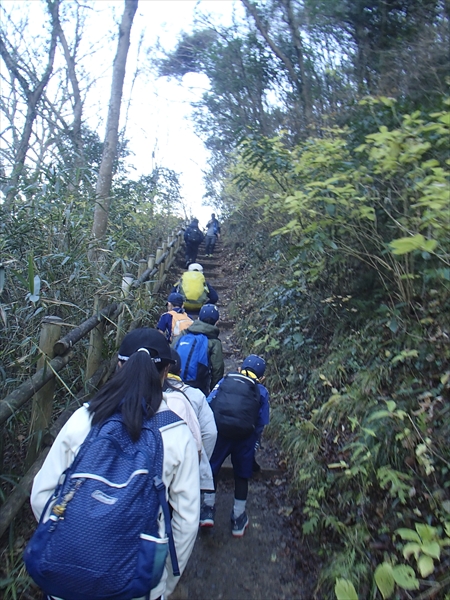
[0,264,5,294]
[28,253,35,294]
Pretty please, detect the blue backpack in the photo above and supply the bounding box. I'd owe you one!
[24,410,182,600]
[174,333,210,395]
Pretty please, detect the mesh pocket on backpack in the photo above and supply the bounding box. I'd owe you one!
[137,534,169,590]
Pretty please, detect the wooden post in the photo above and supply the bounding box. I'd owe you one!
[25,316,64,469]
[116,272,134,348]
[146,255,155,295]
[86,295,106,380]
[153,247,163,293]
[159,241,167,287]
[138,259,147,309]
[168,233,175,269]
[121,272,134,297]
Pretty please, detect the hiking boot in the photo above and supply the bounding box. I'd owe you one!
[199,504,215,527]
[231,511,249,537]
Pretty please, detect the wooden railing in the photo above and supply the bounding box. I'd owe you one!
[0,229,184,538]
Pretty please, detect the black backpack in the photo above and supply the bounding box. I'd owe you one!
[210,373,260,440]
[185,227,203,244]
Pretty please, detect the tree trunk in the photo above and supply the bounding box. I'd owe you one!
[89,0,138,264]
[241,0,311,126]
[280,0,313,124]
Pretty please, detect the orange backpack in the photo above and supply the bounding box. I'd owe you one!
[169,310,193,338]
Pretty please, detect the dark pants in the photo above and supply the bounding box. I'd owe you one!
[185,242,199,264]
[204,235,216,255]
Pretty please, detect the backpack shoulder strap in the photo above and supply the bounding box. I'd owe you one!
[182,335,198,380]
[144,410,183,577]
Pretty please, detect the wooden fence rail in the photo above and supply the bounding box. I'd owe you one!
[0,228,184,538]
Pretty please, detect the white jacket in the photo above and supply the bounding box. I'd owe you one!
[163,390,202,454]
[30,402,200,600]
[166,377,217,490]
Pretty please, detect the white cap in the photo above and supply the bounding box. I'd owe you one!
[188,263,203,272]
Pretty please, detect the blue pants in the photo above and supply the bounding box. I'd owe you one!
[185,242,199,264]
[210,433,258,480]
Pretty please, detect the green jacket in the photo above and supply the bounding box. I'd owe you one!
[174,320,224,391]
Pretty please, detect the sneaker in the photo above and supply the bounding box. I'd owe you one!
[199,504,215,527]
[231,511,249,537]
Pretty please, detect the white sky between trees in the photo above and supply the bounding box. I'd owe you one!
[2,0,245,227]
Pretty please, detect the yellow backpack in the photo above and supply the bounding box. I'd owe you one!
[178,272,209,310]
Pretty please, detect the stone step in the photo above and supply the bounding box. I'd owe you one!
[218,465,284,481]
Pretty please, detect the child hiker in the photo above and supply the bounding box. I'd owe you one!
[157,292,193,343]
[164,348,218,514]
[28,328,200,600]
[202,354,270,537]
[173,303,224,396]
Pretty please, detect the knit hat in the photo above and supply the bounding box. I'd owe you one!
[118,328,174,363]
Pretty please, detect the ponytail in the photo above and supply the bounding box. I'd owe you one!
[89,351,166,441]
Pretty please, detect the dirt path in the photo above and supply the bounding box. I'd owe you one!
[169,242,315,600]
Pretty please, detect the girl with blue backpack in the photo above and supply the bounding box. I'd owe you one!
[27,328,200,600]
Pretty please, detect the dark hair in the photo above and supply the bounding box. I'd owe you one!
[88,351,171,442]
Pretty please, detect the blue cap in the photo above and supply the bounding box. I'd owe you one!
[167,292,184,306]
[199,304,219,324]
[241,354,266,378]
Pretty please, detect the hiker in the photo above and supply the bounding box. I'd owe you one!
[202,354,270,537]
[173,263,218,312]
[184,218,204,267]
[204,212,221,257]
[163,369,202,461]
[173,303,224,396]
[28,328,200,600]
[157,292,193,343]
[165,348,218,510]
